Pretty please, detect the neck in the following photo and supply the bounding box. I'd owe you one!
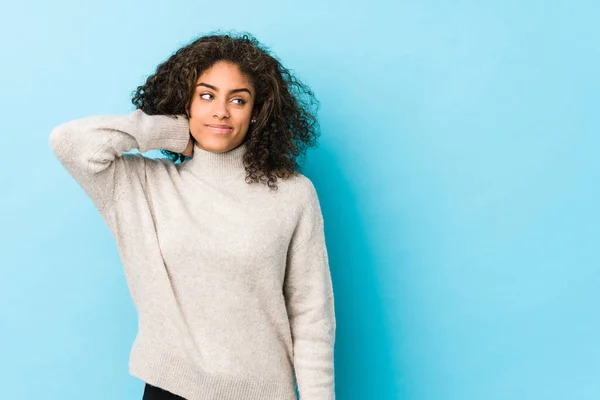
[181,141,247,179]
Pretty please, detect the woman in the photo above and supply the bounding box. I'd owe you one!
[49,32,336,400]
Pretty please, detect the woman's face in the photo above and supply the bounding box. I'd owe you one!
[187,61,256,153]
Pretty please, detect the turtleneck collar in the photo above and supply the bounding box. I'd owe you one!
[181,141,247,179]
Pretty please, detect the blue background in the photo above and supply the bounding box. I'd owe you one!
[2,1,599,399]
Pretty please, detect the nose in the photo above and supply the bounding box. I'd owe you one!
[213,98,230,119]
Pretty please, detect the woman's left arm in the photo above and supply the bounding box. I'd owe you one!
[284,179,336,400]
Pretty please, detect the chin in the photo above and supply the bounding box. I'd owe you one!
[196,139,241,153]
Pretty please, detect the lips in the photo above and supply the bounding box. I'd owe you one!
[206,124,233,134]
[206,124,232,128]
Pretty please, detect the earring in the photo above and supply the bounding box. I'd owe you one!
[251,119,256,124]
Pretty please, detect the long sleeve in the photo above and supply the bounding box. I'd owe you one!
[284,181,337,400]
[48,109,190,218]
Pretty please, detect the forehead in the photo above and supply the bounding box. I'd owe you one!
[196,61,253,87]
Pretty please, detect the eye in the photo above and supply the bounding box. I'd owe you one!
[200,93,246,105]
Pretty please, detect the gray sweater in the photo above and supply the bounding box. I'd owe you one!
[48,109,336,400]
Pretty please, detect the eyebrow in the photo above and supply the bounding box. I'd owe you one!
[196,82,252,96]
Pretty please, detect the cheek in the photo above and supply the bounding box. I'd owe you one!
[239,114,251,124]
[189,102,206,118]
[240,108,254,122]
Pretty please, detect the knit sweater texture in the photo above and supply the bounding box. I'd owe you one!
[48,109,336,400]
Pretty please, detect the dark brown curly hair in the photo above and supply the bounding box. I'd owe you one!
[130,30,321,190]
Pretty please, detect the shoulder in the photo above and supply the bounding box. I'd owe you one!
[276,171,317,194]
[283,173,326,251]
[275,173,324,229]
[276,172,320,206]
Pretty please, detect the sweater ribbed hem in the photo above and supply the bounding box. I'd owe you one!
[129,345,296,400]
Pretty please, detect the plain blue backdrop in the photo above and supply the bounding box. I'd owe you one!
[1,1,599,399]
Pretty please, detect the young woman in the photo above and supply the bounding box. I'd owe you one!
[49,32,336,400]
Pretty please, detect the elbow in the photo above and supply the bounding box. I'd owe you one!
[49,125,70,159]
[49,119,77,149]
[49,124,83,168]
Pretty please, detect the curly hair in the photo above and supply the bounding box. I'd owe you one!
[131,30,321,190]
